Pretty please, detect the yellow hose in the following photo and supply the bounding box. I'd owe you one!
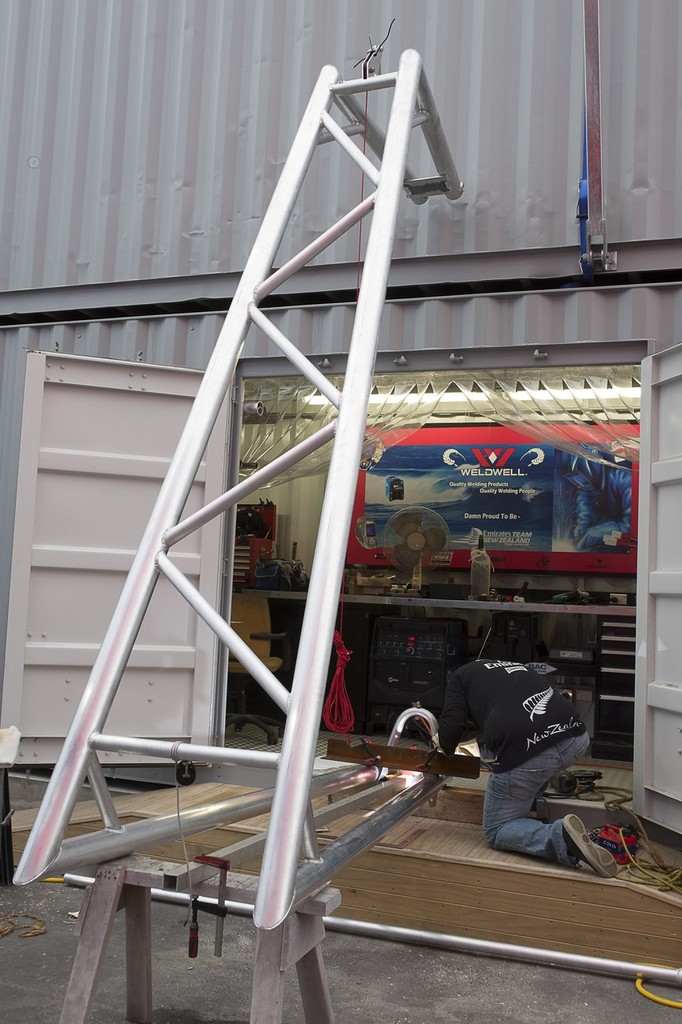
[636,977,682,1009]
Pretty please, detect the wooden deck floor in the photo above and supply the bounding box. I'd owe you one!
[11,771,682,968]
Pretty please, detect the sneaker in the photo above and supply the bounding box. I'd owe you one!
[562,813,618,878]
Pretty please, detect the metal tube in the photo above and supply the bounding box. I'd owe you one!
[14,62,342,888]
[89,733,281,770]
[156,552,291,711]
[330,72,398,95]
[162,776,408,890]
[86,754,122,831]
[254,49,426,933]
[46,764,380,879]
[164,422,336,546]
[254,195,375,302]
[209,376,244,746]
[387,707,438,746]
[293,774,445,910]
[583,0,604,233]
[301,802,321,861]
[331,93,388,163]
[248,305,341,406]
[63,873,682,991]
[330,92,426,194]
[326,918,682,989]
[415,65,464,199]
[319,110,380,185]
[319,121,367,144]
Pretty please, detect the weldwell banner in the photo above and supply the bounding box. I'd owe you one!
[347,426,639,575]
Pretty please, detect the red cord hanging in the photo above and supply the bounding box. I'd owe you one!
[323,630,355,733]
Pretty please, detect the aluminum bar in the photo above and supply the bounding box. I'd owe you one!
[254,49,428,933]
[330,72,398,95]
[254,195,375,302]
[164,422,336,546]
[327,918,682,989]
[64,873,682,992]
[209,378,244,746]
[161,776,407,890]
[156,552,290,711]
[247,305,341,405]
[301,802,321,861]
[329,91,426,184]
[86,754,122,831]
[331,93,389,162]
[89,733,281,770]
[415,69,464,200]
[48,764,380,878]
[318,121,367,145]
[292,774,445,911]
[14,62,341,886]
[319,110,381,185]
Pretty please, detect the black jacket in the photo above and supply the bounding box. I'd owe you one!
[437,659,586,772]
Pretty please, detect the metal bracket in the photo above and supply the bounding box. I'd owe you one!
[580,0,617,277]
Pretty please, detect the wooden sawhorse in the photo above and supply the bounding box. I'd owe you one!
[58,856,341,1024]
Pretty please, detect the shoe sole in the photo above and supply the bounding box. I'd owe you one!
[564,814,618,877]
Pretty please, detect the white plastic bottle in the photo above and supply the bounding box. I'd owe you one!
[469,531,491,600]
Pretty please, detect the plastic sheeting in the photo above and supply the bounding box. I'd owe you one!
[240,364,640,482]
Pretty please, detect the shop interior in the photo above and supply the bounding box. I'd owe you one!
[229,362,640,763]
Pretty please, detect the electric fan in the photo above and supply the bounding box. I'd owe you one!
[382,506,451,589]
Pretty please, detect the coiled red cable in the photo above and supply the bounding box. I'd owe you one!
[323,630,355,733]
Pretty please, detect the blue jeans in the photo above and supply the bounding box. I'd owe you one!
[482,730,590,865]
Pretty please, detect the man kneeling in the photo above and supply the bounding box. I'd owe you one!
[433,659,617,877]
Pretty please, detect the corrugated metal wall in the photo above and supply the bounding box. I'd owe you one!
[2,0,681,292]
[1,284,677,372]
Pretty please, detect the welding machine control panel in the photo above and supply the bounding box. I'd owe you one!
[373,622,448,660]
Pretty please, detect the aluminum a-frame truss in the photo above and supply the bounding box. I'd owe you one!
[15,46,462,1013]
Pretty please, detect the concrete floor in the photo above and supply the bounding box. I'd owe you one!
[2,875,682,1023]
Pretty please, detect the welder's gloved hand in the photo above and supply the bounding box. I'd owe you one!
[430,732,445,753]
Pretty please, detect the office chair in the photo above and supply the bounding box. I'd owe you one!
[225,592,290,745]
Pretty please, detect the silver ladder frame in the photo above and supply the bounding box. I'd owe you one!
[16,45,461,948]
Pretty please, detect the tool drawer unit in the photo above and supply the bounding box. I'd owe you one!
[591,617,636,761]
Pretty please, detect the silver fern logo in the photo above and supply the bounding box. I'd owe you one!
[523,688,553,719]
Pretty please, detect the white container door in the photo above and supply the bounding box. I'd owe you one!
[1,352,228,766]
[634,342,682,834]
